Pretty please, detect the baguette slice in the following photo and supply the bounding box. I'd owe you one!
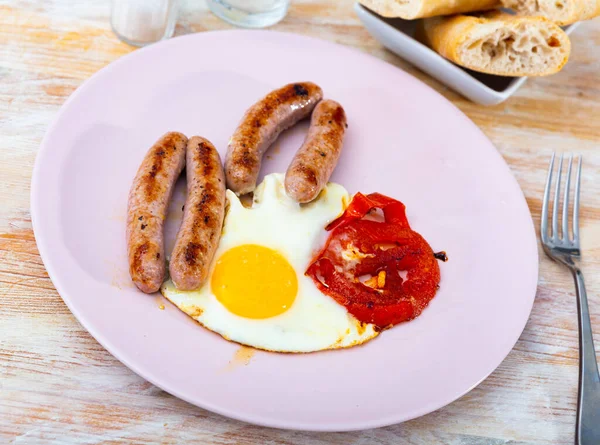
[501,0,600,26]
[416,12,571,76]
[359,0,500,19]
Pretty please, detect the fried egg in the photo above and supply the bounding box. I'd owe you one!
[161,173,379,352]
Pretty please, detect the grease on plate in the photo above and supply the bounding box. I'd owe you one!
[222,346,256,372]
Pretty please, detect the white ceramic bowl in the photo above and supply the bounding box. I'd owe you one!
[355,2,579,105]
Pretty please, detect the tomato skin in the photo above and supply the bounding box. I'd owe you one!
[325,192,410,231]
[306,193,441,329]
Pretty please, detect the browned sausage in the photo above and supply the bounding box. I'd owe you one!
[225,82,323,195]
[284,100,347,203]
[127,132,188,293]
[169,136,226,291]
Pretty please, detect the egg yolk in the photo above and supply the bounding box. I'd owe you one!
[211,244,298,319]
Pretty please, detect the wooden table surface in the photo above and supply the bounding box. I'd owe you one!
[2,1,600,443]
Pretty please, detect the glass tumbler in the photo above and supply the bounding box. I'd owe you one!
[111,0,179,47]
[207,0,289,28]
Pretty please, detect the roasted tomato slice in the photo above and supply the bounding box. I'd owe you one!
[306,193,441,329]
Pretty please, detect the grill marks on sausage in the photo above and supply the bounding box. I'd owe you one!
[132,242,149,274]
[170,136,226,290]
[296,164,319,189]
[141,134,183,201]
[284,100,347,203]
[316,104,347,148]
[196,140,215,177]
[129,241,160,286]
[237,148,257,172]
[293,83,309,96]
[127,132,187,293]
[184,242,205,265]
[226,82,323,195]
[180,142,223,266]
[232,84,310,172]
[329,104,346,127]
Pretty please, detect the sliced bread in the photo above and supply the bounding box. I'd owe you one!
[501,0,600,26]
[415,12,571,76]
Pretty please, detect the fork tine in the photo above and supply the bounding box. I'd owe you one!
[573,155,582,243]
[552,154,563,240]
[562,154,573,241]
[541,153,555,244]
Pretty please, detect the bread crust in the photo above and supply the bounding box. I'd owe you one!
[501,0,600,26]
[359,0,500,19]
[416,12,571,76]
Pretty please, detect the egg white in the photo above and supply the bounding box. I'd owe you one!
[161,173,379,353]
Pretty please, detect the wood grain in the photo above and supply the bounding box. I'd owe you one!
[1,1,599,443]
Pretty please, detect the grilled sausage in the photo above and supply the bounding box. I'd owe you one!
[127,132,188,293]
[284,100,347,203]
[169,136,226,291]
[225,82,323,195]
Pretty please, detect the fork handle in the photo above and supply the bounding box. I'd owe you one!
[573,268,600,445]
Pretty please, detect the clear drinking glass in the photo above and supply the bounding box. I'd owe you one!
[111,0,179,47]
[207,0,289,28]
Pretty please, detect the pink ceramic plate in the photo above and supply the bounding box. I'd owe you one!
[31,30,538,431]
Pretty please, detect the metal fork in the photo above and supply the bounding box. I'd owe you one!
[541,153,600,444]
